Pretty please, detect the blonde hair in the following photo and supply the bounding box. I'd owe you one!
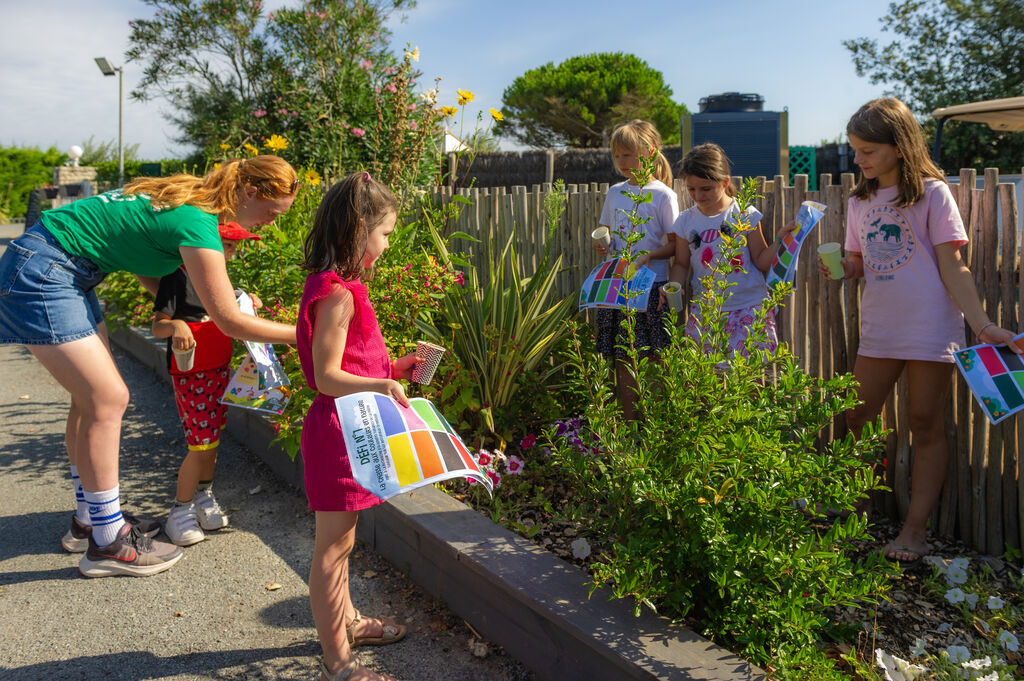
[123,155,298,217]
[847,98,945,207]
[680,143,736,198]
[610,120,673,186]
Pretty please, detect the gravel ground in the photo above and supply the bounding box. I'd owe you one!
[0,340,535,681]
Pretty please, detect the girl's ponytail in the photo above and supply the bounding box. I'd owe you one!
[610,119,673,186]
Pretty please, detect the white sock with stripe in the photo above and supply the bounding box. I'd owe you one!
[84,486,125,547]
[69,465,90,525]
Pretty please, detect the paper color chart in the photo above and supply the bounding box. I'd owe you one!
[769,232,800,283]
[765,201,825,291]
[955,334,1024,424]
[578,257,655,311]
[337,392,491,499]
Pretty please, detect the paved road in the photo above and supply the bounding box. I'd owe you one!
[0,223,533,681]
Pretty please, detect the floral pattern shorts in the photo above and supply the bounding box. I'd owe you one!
[172,365,230,450]
[595,281,670,359]
[685,303,778,358]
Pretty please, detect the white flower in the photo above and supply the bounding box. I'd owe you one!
[979,620,991,633]
[405,46,420,62]
[944,645,971,664]
[946,565,969,585]
[987,596,1004,610]
[909,637,928,658]
[998,629,1019,652]
[570,537,591,560]
[937,622,953,633]
[950,557,969,571]
[945,587,966,604]
[976,673,998,681]
[875,649,927,681]
[964,592,979,610]
[961,656,992,671]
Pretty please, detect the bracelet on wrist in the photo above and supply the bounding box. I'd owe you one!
[976,321,996,337]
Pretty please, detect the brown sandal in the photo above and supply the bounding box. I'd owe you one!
[346,610,407,647]
[319,659,398,681]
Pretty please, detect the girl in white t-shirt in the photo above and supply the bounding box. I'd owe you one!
[821,98,1018,563]
[593,119,679,419]
[657,143,777,356]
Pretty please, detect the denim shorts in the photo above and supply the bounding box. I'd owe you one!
[0,223,107,345]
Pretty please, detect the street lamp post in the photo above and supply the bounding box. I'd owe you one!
[94,57,124,187]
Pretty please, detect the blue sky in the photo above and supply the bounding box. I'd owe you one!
[0,0,901,159]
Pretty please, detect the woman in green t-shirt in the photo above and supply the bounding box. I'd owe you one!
[0,155,299,578]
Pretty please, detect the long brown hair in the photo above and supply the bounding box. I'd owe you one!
[610,119,673,186]
[847,98,945,207]
[302,172,398,280]
[679,143,737,198]
[123,156,298,217]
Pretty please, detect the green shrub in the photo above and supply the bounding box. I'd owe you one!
[547,171,899,677]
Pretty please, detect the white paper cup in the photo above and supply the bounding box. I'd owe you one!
[818,242,844,280]
[591,226,610,248]
[172,345,196,372]
[412,341,446,385]
[661,282,684,312]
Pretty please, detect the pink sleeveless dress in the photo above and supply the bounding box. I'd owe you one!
[297,270,390,511]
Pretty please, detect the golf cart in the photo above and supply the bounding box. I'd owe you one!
[930,96,1024,164]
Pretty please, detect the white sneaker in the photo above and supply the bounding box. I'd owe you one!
[193,488,229,531]
[166,502,205,546]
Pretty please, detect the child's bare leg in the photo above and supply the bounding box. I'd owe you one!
[847,356,906,514]
[310,510,359,676]
[616,361,638,421]
[176,448,217,503]
[886,360,954,560]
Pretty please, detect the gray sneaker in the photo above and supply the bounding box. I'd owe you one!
[78,523,183,578]
[193,488,229,531]
[61,513,162,553]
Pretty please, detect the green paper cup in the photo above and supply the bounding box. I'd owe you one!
[818,242,844,280]
[661,282,684,312]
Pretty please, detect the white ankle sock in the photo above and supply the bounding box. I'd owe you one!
[70,465,90,525]
[84,486,125,546]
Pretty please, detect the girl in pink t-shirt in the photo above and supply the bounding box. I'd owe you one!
[822,98,1018,564]
[298,172,419,681]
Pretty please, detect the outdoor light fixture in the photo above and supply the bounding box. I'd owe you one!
[94,57,124,186]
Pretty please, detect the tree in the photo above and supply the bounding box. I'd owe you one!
[844,0,1024,172]
[497,53,684,148]
[125,0,436,175]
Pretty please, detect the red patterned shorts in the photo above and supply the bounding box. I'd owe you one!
[172,365,230,450]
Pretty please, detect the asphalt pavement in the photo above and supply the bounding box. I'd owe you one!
[0,222,533,681]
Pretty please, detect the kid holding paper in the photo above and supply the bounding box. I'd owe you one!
[820,98,1018,563]
[298,172,420,681]
[593,119,679,419]
[151,222,273,546]
[653,143,778,357]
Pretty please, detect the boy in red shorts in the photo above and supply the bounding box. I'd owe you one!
[152,222,262,546]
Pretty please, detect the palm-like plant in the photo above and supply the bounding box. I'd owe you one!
[416,183,574,438]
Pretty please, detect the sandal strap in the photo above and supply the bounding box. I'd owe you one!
[345,611,362,645]
[320,659,358,681]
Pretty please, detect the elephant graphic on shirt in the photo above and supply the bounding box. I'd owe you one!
[867,217,902,243]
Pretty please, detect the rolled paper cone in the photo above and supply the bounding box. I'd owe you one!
[591,226,610,248]
[412,341,446,385]
[173,345,196,372]
[818,242,844,280]
[662,282,684,312]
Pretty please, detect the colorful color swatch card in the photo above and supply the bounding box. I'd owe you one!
[336,392,493,500]
[221,355,292,415]
[955,334,1024,424]
[237,292,288,389]
[766,201,826,291]
[579,257,655,311]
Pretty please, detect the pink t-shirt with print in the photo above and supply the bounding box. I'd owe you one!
[845,179,967,363]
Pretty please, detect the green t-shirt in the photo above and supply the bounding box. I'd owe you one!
[41,189,222,277]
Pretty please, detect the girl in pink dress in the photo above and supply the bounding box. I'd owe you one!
[824,98,1019,563]
[298,172,419,681]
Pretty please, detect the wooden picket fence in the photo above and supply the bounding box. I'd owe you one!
[427,169,1023,555]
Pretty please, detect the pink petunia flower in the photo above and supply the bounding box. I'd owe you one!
[351,127,366,138]
[475,450,492,466]
[520,433,537,449]
[253,109,267,118]
[506,455,524,475]
[486,469,502,488]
